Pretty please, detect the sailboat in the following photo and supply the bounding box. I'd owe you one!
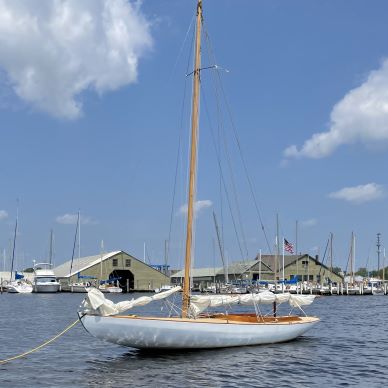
[67,211,87,292]
[345,232,362,295]
[6,207,33,294]
[78,0,319,349]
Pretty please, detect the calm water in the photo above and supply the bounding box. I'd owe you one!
[1,292,387,387]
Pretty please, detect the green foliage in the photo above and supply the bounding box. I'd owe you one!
[332,266,342,275]
[356,267,368,277]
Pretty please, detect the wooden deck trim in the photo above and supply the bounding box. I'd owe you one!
[109,314,320,326]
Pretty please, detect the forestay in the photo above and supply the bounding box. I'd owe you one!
[82,286,182,316]
[189,292,316,317]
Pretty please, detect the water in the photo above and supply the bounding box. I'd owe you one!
[1,292,387,387]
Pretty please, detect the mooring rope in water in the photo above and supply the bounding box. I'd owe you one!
[0,318,80,365]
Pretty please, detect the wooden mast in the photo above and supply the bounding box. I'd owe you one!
[182,0,202,318]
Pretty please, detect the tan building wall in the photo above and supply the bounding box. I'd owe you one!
[66,252,169,291]
[281,256,343,283]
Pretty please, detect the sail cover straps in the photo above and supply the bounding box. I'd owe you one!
[189,292,316,317]
[82,286,182,316]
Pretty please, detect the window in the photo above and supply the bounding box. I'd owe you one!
[112,258,118,267]
[125,259,131,267]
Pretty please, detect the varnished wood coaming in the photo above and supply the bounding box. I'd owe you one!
[108,314,319,326]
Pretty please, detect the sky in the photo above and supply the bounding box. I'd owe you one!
[1,0,388,273]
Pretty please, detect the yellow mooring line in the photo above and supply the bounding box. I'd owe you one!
[0,318,80,365]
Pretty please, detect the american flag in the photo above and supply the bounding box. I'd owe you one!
[284,238,294,254]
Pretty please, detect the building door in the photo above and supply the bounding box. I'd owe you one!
[109,270,134,293]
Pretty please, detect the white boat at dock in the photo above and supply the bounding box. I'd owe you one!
[154,285,174,293]
[6,279,33,294]
[99,283,122,293]
[33,263,60,293]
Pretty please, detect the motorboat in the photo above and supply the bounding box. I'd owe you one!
[6,280,33,294]
[33,263,60,293]
[99,284,122,293]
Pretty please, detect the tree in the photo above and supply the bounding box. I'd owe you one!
[332,266,342,275]
[356,267,368,277]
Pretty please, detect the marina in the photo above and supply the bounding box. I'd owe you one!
[1,0,388,386]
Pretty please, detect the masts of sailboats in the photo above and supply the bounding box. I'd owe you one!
[349,231,355,285]
[49,228,54,265]
[10,207,18,282]
[78,210,81,260]
[272,214,280,316]
[377,233,381,277]
[182,0,202,318]
[329,232,333,273]
[295,220,299,283]
[69,211,80,278]
[100,240,104,281]
[213,211,229,284]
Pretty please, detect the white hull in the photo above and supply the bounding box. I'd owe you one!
[80,314,318,349]
[6,283,33,293]
[154,285,174,293]
[33,284,60,293]
[99,286,122,293]
[62,284,89,293]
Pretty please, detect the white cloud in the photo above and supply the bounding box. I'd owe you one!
[328,183,385,204]
[300,218,317,228]
[56,213,97,225]
[0,210,8,220]
[179,200,212,216]
[0,0,152,119]
[284,59,388,159]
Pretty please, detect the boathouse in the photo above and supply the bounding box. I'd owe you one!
[258,254,343,284]
[171,254,343,287]
[54,250,169,292]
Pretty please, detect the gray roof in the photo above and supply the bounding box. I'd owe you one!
[170,254,342,279]
[259,254,304,271]
[54,251,122,278]
[171,260,268,278]
[171,267,223,278]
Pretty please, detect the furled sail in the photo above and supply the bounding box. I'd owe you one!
[81,287,315,318]
[189,292,316,317]
[82,286,182,316]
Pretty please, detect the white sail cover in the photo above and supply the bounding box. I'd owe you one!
[189,292,316,317]
[82,286,182,316]
[82,287,315,317]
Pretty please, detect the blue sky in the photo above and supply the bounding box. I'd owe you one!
[1,0,388,273]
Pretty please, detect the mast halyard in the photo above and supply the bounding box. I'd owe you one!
[182,0,202,318]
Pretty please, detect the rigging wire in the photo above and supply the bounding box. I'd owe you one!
[202,31,250,259]
[202,23,272,254]
[318,237,330,276]
[166,15,196,269]
[167,14,195,85]
[201,86,246,261]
